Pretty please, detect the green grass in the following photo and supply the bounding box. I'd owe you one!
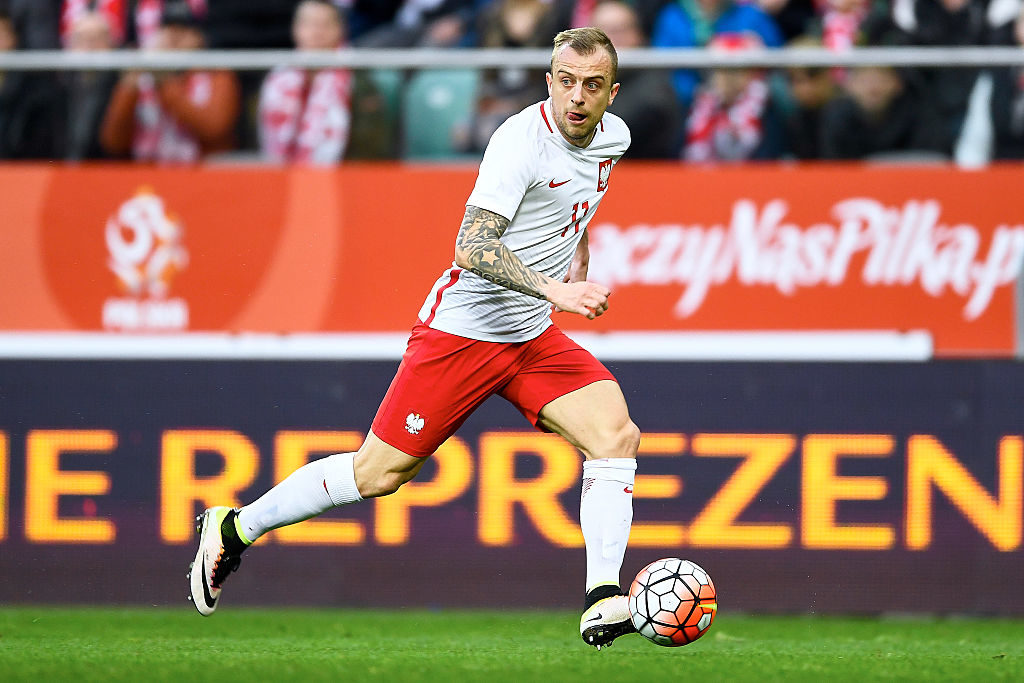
[1,608,1022,682]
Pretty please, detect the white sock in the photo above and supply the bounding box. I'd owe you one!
[580,458,636,593]
[236,452,363,543]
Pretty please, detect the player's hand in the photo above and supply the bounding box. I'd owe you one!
[553,270,589,312]
[547,281,610,320]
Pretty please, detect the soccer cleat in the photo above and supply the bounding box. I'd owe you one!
[580,594,636,649]
[188,507,242,616]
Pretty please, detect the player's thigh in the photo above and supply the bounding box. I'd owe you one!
[372,323,511,457]
[354,430,430,498]
[537,379,640,461]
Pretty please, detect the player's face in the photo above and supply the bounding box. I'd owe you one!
[546,46,619,148]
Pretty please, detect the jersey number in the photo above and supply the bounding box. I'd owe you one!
[561,201,590,237]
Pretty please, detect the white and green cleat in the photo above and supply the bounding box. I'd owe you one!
[580,594,636,650]
[187,507,243,616]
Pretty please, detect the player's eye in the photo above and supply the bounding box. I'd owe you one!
[561,78,572,87]
[586,82,599,90]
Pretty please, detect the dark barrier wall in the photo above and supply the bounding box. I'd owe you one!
[1,360,1022,614]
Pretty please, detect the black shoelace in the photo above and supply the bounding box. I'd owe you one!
[211,551,242,589]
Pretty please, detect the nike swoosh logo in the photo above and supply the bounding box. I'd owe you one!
[584,612,604,622]
[549,179,571,188]
[200,556,217,609]
[624,486,633,494]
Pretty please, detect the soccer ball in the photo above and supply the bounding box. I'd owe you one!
[628,558,717,647]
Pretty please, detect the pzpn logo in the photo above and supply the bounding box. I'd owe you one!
[102,188,190,330]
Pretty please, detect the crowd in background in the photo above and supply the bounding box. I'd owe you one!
[0,0,1023,165]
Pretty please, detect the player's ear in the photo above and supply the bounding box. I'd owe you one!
[608,82,620,105]
[545,71,553,95]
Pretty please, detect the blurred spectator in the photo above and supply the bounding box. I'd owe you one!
[781,36,838,159]
[346,0,400,40]
[7,0,61,49]
[0,9,64,158]
[797,0,892,88]
[99,0,239,162]
[203,1,300,49]
[59,1,216,50]
[566,0,603,27]
[60,0,129,46]
[460,0,558,153]
[585,0,671,34]
[815,0,887,51]
[683,33,786,161]
[892,0,989,154]
[592,0,682,158]
[757,0,816,42]
[989,0,1024,158]
[133,0,205,48]
[0,10,12,49]
[819,64,946,159]
[351,0,485,48]
[67,9,115,54]
[61,10,119,159]
[258,0,354,164]
[758,0,897,48]
[478,0,560,48]
[195,0,304,154]
[553,0,674,37]
[652,0,784,107]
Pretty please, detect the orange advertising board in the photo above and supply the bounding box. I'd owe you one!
[0,163,1021,355]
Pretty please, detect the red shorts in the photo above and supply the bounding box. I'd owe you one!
[371,322,616,457]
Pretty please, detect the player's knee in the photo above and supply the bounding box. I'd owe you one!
[362,473,401,499]
[354,437,426,498]
[591,420,640,460]
[361,469,412,498]
[618,420,641,458]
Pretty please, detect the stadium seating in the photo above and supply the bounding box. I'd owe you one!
[401,69,480,160]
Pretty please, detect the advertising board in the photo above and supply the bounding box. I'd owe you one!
[1,164,1022,354]
[1,359,1021,614]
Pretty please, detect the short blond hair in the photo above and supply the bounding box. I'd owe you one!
[550,27,618,81]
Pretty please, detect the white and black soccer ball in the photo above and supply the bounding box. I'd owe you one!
[628,558,718,647]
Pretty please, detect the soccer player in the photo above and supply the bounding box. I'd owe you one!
[189,26,639,650]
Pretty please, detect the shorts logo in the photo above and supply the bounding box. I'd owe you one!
[405,412,425,435]
[597,159,613,192]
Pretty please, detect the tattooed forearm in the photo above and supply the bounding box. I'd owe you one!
[455,205,550,300]
[470,268,547,299]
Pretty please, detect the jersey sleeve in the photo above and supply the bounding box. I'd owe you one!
[466,119,537,222]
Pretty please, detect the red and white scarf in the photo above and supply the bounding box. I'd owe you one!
[259,66,353,165]
[134,0,163,47]
[684,77,769,162]
[132,71,210,163]
[817,0,868,51]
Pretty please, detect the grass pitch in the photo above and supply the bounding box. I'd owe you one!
[1,607,1022,682]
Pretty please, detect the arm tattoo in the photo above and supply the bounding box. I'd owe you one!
[457,205,548,300]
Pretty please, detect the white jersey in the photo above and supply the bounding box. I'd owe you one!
[417,99,630,342]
